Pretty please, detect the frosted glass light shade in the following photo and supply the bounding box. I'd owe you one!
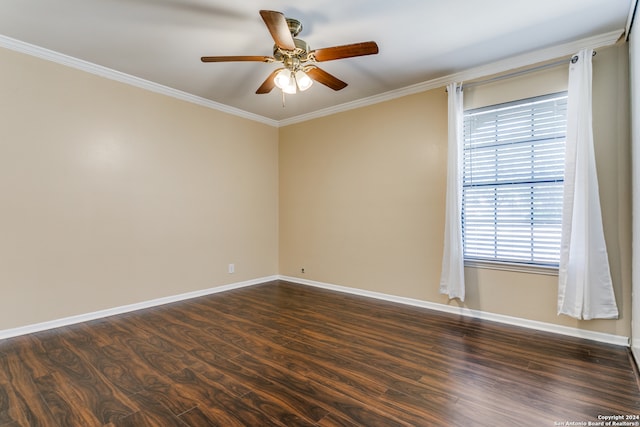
[274,69,291,88]
[295,70,313,91]
[274,69,296,94]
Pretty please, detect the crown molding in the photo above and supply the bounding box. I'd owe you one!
[278,29,624,126]
[0,34,279,127]
[0,29,623,128]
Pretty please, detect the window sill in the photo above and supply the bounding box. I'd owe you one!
[464,259,559,276]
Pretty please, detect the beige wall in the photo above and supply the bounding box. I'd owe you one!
[0,47,279,330]
[279,90,448,297]
[279,44,631,337]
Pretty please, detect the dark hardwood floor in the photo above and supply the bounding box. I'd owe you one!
[0,280,638,426]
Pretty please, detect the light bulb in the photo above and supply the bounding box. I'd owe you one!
[295,70,313,91]
[274,69,292,89]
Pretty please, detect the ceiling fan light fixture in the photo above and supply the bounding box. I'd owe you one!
[295,69,313,91]
[274,68,297,94]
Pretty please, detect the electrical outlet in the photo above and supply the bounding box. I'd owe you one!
[228,264,235,274]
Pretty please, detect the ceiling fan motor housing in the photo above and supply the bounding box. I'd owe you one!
[273,38,311,63]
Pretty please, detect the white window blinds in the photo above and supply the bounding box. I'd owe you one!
[462,92,568,266]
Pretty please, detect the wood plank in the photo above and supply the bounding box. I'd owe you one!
[0,350,58,427]
[32,332,138,424]
[112,391,188,427]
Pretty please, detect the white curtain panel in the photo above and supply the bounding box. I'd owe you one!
[557,49,619,320]
[439,82,465,301]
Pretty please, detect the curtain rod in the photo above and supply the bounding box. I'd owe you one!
[452,51,596,91]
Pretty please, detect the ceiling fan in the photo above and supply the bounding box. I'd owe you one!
[201,10,379,95]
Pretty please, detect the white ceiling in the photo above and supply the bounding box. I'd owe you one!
[0,0,634,124]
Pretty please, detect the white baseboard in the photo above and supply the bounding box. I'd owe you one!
[279,275,629,347]
[0,275,278,340]
[1,274,629,347]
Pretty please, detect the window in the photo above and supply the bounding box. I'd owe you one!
[462,92,567,267]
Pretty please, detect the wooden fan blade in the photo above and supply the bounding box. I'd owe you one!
[259,10,296,51]
[305,66,348,91]
[256,68,283,94]
[312,41,379,62]
[256,68,284,95]
[201,55,272,62]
